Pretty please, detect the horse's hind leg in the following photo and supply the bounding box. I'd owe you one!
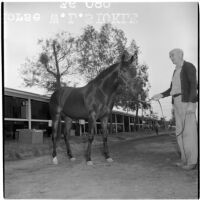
[52,113,61,164]
[101,116,113,162]
[63,116,75,161]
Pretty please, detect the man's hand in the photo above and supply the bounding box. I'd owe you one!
[186,103,195,114]
[151,93,163,101]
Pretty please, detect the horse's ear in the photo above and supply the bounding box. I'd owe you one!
[121,54,126,62]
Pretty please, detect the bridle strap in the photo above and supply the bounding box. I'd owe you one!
[118,68,130,89]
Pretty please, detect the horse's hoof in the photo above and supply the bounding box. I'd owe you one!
[70,157,76,161]
[53,157,58,165]
[87,161,94,165]
[106,157,113,162]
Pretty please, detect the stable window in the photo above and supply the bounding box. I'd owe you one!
[116,114,123,123]
[31,100,50,120]
[112,114,116,123]
[4,95,28,119]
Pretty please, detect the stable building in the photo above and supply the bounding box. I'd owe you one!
[4,87,157,140]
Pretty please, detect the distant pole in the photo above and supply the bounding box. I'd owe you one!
[28,98,31,129]
[138,94,141,131]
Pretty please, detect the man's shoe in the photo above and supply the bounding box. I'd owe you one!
[181,164,196,170]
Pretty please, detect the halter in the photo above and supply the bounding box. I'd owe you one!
[118,67,132,89]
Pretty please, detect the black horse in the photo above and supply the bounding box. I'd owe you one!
[49,54,137,165]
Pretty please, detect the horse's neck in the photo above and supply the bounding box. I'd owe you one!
[88,66,120,98]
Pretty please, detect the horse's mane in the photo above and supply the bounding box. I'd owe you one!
[88,63,119,84]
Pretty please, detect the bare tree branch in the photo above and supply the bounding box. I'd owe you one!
[58,42,73,62]
[43,63,56,77]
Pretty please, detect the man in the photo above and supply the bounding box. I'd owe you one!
[152,48,198,170]
[154,121,159,136]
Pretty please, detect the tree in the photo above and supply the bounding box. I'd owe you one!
[20,32,77,92]
[114,40,151,130]
[116,63,151,130]
[76,24,150,123]
[76,23,127,81]
[77,23,151,130]
[20,23,150,121]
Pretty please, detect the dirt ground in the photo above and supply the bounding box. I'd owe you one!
[4,135,198,199]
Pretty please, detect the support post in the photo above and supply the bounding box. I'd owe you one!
[28,98,31,129]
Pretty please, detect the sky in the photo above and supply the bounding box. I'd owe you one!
[3,2,198,120]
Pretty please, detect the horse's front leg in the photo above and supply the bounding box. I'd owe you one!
[86,112,97,165]
[101,116,113,162]
[52,113,61,165]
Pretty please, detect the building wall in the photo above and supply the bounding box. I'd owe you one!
[4,88,160,140]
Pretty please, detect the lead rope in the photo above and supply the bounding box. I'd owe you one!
[136,98,187,160]
[157,100,164,119]
[176,114,187,137]
[158,99,187,162]
[175,106,188,164]
[157,100,167,129]
[178,111,187,163]
[158,99,187,137]
[138,99,166,132]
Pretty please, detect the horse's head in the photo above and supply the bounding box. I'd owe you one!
[118,54,137,90]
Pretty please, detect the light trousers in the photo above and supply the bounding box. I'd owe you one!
[173,96,198,165]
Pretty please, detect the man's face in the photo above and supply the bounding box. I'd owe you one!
[169,51,182,65]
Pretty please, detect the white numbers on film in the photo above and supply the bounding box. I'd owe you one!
[60,2,76,9]
[85,2,111,9]
[60,2,110,9]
